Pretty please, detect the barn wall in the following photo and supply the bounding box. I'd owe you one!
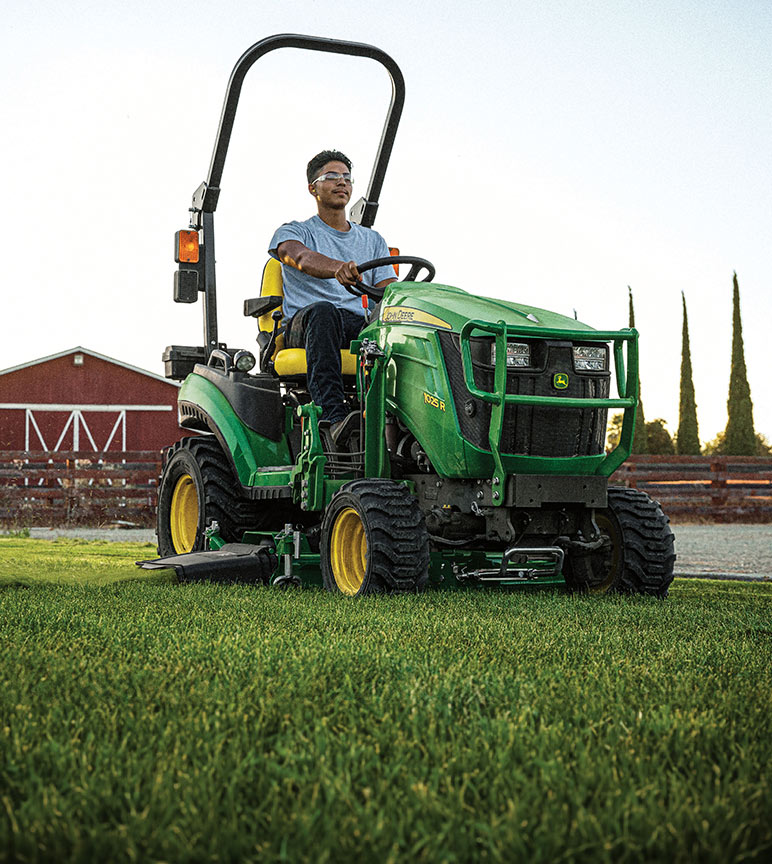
[0,353,174,404]
[0,351,188,452]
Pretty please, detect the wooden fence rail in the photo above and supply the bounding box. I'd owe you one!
[0,451,770,526]
[611,455,772,521]
[0,451,163,527]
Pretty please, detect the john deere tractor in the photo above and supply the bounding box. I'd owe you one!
[139,34,675,596]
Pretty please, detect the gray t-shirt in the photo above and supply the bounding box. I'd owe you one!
[268,215,395,321]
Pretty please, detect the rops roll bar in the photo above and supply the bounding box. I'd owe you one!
[191,33,405,228]
[182,34,406,356]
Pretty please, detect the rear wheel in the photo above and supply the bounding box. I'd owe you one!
[157,436,266,556]
[564,486,675,596]
[321,479,430,596]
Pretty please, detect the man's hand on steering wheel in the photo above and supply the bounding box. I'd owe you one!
[342,256,436,301]
[333,260,362,288]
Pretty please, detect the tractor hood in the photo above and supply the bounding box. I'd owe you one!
[378,282,597,335]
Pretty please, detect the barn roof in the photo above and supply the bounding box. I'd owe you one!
[0,346,178,387]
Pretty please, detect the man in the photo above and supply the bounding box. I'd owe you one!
[269,150,396,435]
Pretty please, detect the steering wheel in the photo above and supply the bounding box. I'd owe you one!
[344,256,436,300]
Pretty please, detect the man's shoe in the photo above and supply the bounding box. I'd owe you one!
[330,411,361,446]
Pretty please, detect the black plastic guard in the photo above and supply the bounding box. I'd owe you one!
[136,543,277,584]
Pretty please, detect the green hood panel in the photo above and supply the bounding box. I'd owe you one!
[379,282,597,335]
[371,281,634,479]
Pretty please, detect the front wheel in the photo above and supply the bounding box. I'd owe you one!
[156,436,265,556]
[564,487,675,596]
[321,479,429,596]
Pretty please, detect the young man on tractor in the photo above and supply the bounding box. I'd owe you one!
[268,150,396,438]
[150,37,676,597]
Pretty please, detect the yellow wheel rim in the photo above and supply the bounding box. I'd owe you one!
[590,512,619,594]
[329,507,368,596]
[170,473,199,553]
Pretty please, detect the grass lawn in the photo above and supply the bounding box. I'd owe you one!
[1,538,770,862]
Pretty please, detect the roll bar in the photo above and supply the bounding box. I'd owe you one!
[183,34,406,355]
[191,33,405,228]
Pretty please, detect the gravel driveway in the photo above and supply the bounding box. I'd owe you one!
[23,524,772,580]
[28,527,157,544]
[670,524,771,580]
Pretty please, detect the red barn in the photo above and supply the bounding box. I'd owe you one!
[0,347,185,453]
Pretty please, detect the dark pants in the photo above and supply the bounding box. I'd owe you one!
[285,301,366,423]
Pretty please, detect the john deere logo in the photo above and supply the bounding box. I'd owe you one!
[553,373,569,390]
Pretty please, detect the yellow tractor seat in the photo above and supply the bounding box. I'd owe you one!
[245,258,358,378]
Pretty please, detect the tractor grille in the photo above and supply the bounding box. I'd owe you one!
[438,332,610,458]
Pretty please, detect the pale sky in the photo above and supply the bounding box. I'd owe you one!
[2,0,770,442]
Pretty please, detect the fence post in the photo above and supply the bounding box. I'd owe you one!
[628,459,638,489]
[710,458,727,506]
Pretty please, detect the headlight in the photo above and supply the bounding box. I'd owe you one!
[573,345,607,371]
[234,350,256,372]
[491,341,530,368]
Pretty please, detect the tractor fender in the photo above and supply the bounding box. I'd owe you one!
[178,373,291,486]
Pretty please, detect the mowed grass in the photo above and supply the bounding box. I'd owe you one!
[0,539,770,863]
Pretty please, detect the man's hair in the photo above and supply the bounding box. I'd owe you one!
[306,150,352,183]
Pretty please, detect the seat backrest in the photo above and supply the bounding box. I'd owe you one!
[259,258,285,353]
[255,257,362,379]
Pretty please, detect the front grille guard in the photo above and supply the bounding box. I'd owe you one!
[459,319,639,503]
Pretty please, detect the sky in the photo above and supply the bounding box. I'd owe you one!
[1,0,770,443]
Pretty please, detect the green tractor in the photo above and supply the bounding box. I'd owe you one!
[139,34,675,596]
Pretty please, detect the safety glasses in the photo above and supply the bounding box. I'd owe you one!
[311,171,353,185]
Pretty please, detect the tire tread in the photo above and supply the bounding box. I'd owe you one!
[321,479,430,595]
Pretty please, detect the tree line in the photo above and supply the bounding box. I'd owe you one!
[607,273,770,456]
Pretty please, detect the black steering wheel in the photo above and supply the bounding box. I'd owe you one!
[344,256,436,300]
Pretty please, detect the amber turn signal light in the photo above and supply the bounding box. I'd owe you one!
[175,230,200,264]
[389,246,400,276]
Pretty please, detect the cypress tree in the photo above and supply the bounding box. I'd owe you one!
[628,286,647,453]
[724,272,756,454]
[676,291,700,454]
